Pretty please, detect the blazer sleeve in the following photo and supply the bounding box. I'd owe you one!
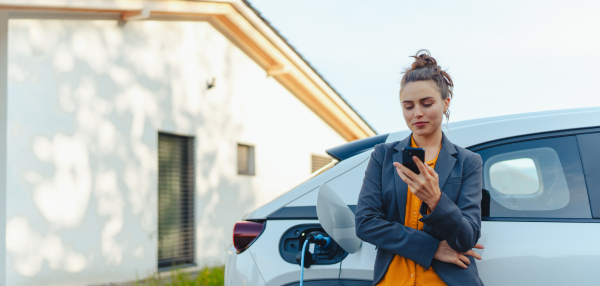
[419,152,483,253]
[355,144,440,270]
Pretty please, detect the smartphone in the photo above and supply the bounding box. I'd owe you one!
[402,147,425,175]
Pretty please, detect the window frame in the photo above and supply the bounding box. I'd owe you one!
[157,132,196,269]
[237,143,256,176]
[311,154,333,174]
[469,126,600,223]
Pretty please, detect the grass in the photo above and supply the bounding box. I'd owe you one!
[134,266,225,286]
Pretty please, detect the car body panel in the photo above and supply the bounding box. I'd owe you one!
[476,221,600,285]
[225,245,267,286]
[286,157,370,207]
[244,150,371,220]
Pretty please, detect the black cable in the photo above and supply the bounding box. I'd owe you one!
[335,259,343,286]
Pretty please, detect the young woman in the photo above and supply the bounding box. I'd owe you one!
[355,50,485,286]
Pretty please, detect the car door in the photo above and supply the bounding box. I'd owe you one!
[471,132,600,286]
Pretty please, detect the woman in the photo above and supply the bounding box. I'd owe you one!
[355,50,485,286]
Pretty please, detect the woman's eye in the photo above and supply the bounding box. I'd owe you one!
[405,106,414,110]
[424,104,432,107]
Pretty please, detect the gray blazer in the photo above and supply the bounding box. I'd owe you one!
[355,132,484,286]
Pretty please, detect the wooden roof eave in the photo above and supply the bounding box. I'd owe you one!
[0,0,376,141]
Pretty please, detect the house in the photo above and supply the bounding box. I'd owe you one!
[0,0,375,285]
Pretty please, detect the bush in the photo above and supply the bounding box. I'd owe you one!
[134,266,225,286]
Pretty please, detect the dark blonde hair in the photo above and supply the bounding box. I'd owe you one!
[400,49,454,120]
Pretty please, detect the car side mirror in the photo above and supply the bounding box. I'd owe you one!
[316,183,361,253]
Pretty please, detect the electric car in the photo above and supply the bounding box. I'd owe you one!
[225,107,600,286]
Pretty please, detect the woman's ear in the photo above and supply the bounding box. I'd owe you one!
[443,97,451,112]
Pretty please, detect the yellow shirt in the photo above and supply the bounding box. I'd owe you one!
[377,137,446,286]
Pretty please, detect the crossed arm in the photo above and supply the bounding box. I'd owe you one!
[355,144,483,270]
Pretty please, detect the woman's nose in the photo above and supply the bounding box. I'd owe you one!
[414,107,424,117]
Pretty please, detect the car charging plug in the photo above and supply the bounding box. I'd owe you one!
[296,232,333,268]
[297,232,333,286]
[296,241,313,269]
[306,232,332,249]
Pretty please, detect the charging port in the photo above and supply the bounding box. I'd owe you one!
[279,223,348,266]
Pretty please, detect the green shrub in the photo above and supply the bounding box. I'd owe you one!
[194,267,225,286]
[134,266,225,286]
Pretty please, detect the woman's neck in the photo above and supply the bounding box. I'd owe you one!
[412,128,443,160]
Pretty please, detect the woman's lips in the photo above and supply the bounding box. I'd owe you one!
[414,121,427,128]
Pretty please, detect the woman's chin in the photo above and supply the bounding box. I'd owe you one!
[411,128,433,137]
[410,123,442,137]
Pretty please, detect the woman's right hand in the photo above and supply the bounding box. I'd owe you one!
[433,240,484,269]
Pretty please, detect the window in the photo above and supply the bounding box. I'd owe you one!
[237,144,255,175]
[477,136,591,219]
[576,132,600,218]
[489,157,540,195]
[311,154,332,173]
[158,132,195,268]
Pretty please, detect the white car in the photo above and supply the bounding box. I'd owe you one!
[225,107,600,286]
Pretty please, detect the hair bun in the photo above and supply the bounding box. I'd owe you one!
[400,49,454,121]
[410,49,438,70]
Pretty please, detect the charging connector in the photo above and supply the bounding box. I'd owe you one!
[306,233,332,249]
[299,232,332,286]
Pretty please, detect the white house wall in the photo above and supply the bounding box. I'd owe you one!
[4,14,346,286]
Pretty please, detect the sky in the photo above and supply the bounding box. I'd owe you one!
[248,0,600,134]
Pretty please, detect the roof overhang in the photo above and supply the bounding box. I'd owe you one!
[0,0,376,141]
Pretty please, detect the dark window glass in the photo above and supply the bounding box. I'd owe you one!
[576,132,600,218]
[158,132,194,268]
[477,136,591,218]
[311,154,332,173]
[238,144,255,175]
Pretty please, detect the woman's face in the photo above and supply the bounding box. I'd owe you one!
[399,80,450,137]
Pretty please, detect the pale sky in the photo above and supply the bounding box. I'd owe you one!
[249,0,600,134]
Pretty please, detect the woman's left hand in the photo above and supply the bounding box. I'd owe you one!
[393,156,442,210]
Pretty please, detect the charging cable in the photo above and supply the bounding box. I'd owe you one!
[300,233,332,286]
[300,239,310,286]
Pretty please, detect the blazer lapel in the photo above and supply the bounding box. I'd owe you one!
[435,132,458,190]
[393,135,412,223]
[392,132,458,224]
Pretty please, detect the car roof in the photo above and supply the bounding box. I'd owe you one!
[386,107,600,148]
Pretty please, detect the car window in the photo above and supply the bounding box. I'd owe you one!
[576,132,600,218]
[477,136,592,219]
[489,157,539,195]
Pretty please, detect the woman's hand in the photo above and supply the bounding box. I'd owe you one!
[393,157,442,210]
[434,240,484,269]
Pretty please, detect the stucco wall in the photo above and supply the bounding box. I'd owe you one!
[4,14,346,286]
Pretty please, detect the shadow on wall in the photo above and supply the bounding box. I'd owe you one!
[6,17,255,284]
